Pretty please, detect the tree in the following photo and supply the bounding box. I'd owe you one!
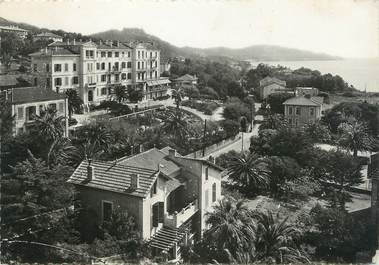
[305,204,375,262]
[114,85,127,103]
[127,87,142,103]
[204,197,255,262]
[223,98,252,122]
[171,87,185,109]
[66,89,83,118]
[259,114,288,131]
[338,117,376,157]
[227,152,270,196]
[253,211,309,263]
[323,149,363,209]
[161,109,190,144]
[34,107,65,141]
[266,93,293,114]
[102,206,139,240]
[303,121,331,143]
[227,81,246,99]
[245,63,273,89]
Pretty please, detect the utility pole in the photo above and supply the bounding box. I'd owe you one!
[202,119,207,157]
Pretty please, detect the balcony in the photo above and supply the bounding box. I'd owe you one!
[87,82,96,88]
[164,199,198,228]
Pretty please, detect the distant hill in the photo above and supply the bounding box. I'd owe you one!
[91,28,340,61]
[0,16,341,61]
[181,45,341,61]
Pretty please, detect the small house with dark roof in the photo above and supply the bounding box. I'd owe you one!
[258,76,288,100]
[67,147,223,259]
[1,86,68,135]
[283,95,323,127]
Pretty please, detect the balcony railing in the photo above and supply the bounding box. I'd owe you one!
[164,199,198,228]
[87,82,97,87]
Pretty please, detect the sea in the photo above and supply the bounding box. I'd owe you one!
[249,58,379,93]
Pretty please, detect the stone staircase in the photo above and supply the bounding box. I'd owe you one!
[149,226,186,252]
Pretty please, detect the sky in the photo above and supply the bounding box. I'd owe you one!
[0,0,378,58]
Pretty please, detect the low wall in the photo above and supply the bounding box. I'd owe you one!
[186,134,241,159]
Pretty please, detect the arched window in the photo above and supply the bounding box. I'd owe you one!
[121,62,126,69]
[122,73,127,80]
[101,63,105,70]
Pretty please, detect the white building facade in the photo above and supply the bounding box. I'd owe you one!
[30,40,170,108]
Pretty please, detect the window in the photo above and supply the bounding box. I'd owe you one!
[73,63,77,71]
[115,74,119,82]
[122,52,124,57]
[73,76,79,85]
[46,78,50,87]
[34,77,37,86]
[101,75,106,82]
[101,51,106,58]
[102,201,113,222]
[151,180,157,197]
[137,73,141,80]
[17,107,24,120]
[150,72,152,79]
[121,62,126,69]
[58,103,64,112]
[107,51,112,58]
[288,106,293,115]
[310,107,315,116]
[89,50,94,57]
[289,118,293,125]
[295,107,301,115]
[205,189,209,208]
[54,78,62,86]
[155,71,157,78]
[101,87,107,95]
[33,64,37,72]
[46,63,50,72]
[128,51,131,57]
[87,63,93,72]
[108,63,111,70]
[295,119,299,126]
[137,62,140,69]
[96,63,100,70]
[152,202,164,227]
[64,77,69,86]
[205,167,209,180]
[212,183,217,202]
[27,106,36,121]
[150,52,152,58]
[54,64,61,72]
[100,63,105,70]
[49,103,57,110]
[64,63,68,72]
[115,52,119,57]
[114,62,119,70]
[127,62,132,68]
[122,73,126,80]
[127,73,132,80]
[138,51,140,58]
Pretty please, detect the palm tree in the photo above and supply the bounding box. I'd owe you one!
[227,152,270,196]
[338,117,375,157]
[34,107,65,141]
[204,197,256,261]
[65,89,83,119]
[114,85,127,103]
[253,211,309,264]
[46,137,78,167]
[171,87,185,109]
[161,109,190,143]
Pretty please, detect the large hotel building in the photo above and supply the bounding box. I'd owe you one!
[30,40,171,107]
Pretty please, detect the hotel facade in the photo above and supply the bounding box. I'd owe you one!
[30,40,170,108]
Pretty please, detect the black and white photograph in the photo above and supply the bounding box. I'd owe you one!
[0,0,379,264]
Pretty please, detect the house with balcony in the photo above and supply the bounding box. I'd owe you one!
[1,86,68,135]
[33,32,63,43]
[67,147,223,259]
[283,95,323,127]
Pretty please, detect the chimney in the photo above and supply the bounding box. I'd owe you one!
[130,145,134,155]
[73,39,76,45]
[87,160,94,181]
[168,149,176,158]
[130,174,139,190]
[117,41,120,47]
[139,144,144,153]
[99,39,102,45]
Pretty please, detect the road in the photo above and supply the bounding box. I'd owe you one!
[206,123,260,158]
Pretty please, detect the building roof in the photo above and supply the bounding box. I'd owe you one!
[118,148,181,177]
[10,87,66,104]
[0,75,21,87]
[260,76,286,87]
[35,32,62,38]
[174,74,198,82]
[146,78,171,87]
[0,25,28,32]
[29,47,79,57]
[283,96,323,106]
[296,86,318,90]
[67,160,158,198]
